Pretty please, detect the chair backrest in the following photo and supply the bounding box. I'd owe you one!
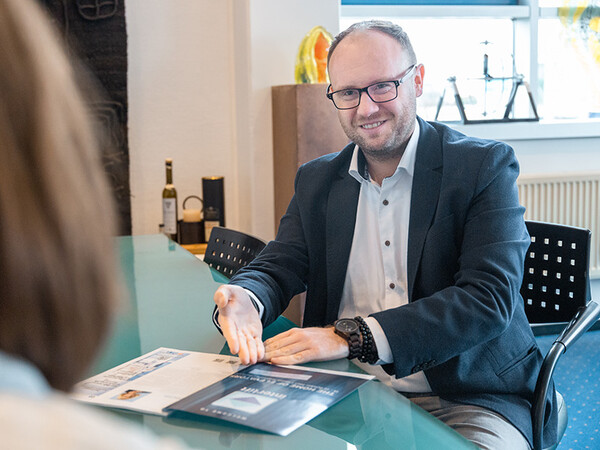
[204,226,267,278]
[521,220,592,324]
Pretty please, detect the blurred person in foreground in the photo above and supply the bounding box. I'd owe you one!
[0,0,188,448]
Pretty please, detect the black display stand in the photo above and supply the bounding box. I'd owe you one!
[434,74,540,125]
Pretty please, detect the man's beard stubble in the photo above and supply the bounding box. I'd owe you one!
[341,121,408,163]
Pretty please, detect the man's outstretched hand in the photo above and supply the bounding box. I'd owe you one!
[214,285,264,365]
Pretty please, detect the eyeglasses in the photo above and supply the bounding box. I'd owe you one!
[326,64,417,110]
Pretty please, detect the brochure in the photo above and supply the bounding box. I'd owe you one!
[164,362,373,436]
[73,347,373,436]
[72,348,243,415]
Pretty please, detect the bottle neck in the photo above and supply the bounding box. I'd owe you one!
[166,166,173,185]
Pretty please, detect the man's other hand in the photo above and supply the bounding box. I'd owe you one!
[214,285,264,365]
[263,327,349,365]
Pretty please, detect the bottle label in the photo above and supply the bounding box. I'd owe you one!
[162,198,177,234]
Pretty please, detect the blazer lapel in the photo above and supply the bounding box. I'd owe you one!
[407,118,443,300]
[325,165,360,323]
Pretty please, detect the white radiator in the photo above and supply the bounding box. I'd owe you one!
[517,173,600,279]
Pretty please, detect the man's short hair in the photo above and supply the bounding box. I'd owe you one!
[327,20,417,68]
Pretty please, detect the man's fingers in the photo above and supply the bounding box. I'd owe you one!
[263,327,349,364]
[237,329,252,365]
[238,334,264,365]
[269,351,309,365]
[220,319,240,355]
[255,336,266,362]
[264,340,304,357]
[263,328,298,349]
[246,332,259,365]
[264,339,310,361]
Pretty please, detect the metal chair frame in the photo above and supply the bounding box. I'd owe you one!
[521,221,600,450]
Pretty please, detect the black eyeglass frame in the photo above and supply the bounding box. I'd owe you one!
[326,64,417,110]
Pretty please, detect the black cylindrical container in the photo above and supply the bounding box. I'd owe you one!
[202,176,225,226]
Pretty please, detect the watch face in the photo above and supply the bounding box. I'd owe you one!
[336,318,359,334]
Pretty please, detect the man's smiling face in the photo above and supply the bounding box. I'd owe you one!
[328,30,424,162]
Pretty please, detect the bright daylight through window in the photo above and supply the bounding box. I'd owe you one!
[340,0,600,122]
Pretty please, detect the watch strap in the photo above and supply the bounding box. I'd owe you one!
[346,331,362,360]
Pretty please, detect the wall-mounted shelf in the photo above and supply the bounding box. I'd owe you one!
[451,119,600,141]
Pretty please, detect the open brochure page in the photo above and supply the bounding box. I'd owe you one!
[164,362,374,436]
[72,348,243,415]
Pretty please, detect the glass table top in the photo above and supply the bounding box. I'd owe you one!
[90,234,475,449]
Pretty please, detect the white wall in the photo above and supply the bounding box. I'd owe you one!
[128,0,238,236]
[127,0,339,241]
[509,138,600,174]
[236,0,340,239]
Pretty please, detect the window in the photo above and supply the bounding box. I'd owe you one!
[538,1,600,119]
[340,0,600,122]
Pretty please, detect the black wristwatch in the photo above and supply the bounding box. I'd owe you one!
[334,318,362,360]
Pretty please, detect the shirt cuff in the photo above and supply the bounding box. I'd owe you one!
[244,289,265,318]
[364,316,393,364]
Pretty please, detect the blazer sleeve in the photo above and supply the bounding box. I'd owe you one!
[371,142,530,380]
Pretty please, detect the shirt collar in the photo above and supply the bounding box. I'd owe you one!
[0,350,51,397]
[349,118,420,182]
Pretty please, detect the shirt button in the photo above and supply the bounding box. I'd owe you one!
[385,240,390,246]
[389,283,396,289]
[383,199,389,206]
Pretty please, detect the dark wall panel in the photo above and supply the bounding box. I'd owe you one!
[39,0,131,234]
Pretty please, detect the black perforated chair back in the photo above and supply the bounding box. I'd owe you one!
[521,221,592,324]
[204,226,267,278]
[522,221,599,450]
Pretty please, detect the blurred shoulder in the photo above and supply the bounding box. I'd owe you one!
[0,392,189,450]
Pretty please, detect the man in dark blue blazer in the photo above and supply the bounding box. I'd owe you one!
[214,20,557,449]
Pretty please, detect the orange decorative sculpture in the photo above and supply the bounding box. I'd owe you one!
[295,26,333,84]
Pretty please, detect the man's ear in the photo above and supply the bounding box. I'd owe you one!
[414,64,425,98]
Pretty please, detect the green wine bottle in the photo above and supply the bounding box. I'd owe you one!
[162,158,178,241]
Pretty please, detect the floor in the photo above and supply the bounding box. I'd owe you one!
[536,330,600,450]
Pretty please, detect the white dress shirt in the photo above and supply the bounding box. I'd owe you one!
[244,120,431,393]
[339,119,432,393]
